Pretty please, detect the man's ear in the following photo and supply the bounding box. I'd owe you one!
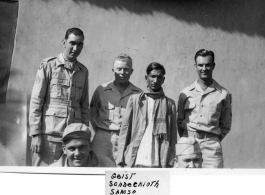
[62,39,66,48]
[130,69,134,75]
[145,75,148,81]
[62,144,66,154]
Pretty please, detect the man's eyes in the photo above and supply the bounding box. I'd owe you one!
[68,147,75,151]
[150,76,163,79]
[69,42,83,46]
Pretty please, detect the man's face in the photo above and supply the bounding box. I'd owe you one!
[63,139,90,167]
[112,60,133,84]
[195,55,215,82]
[177,153,202,168]
[145,69,165,92]
[63,33,84,61]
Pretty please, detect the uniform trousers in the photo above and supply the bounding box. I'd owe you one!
[183,131,223,168]
[31,136,63,166]
[91,129,119,165]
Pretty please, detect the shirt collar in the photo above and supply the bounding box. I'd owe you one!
[188,80,222,93]
[103,80,140,93]
[55,53,81,71]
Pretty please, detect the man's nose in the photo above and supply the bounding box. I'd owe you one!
[74,149,81,156]
[120,69,125,74]
[153,77,158,83]
[72,45,78,51]
[202,65,206,70]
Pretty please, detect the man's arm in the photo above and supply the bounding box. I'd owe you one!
[80,70,89,126]
[116,96,134,167]
[89,86,101,132]
[29,61,50,153]
[177,93,185,137]
[219,93,232,141]
[168,100,177,167]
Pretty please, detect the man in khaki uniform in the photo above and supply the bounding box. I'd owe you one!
[90,54,142,164]
[29,28,89,166]
[177,49,232,168]
[175,137,202,168]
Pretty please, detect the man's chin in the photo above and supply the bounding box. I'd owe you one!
[71,160,86,167]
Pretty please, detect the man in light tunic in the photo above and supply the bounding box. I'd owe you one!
[177,49,232,168]
[29,28,89,166]
[117,62,177,168]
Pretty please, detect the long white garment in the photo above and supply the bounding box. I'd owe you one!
[135,97,160,167]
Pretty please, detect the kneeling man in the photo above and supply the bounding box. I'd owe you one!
[175,137,202,168]
[117,62,177,168]
[50,123,116,167]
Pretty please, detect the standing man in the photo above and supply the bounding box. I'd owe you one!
[117,62,177,168]
[177,49,232,168]
[29,28,89,166]
[90,54,142,164]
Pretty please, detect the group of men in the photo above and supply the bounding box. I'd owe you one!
[29,28,232,168]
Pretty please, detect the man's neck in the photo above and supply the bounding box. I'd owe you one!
[114,80,129,95]
[197,78,213,91]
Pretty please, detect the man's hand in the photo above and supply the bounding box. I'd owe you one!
[31,135,43,153]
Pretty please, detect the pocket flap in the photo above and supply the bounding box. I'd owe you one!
[44,107,67,117]
[76,81,83,88]
[184,101,196,110]
[50,79,70,86]
[102,103,115,110]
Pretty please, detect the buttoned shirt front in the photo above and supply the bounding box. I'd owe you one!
[177,80,232,140]
[29,53,89,142]
[90,81,142,131]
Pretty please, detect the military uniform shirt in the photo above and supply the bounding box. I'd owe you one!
[177,80,232,140]
[29,53,89,142]
[90,81,142,131]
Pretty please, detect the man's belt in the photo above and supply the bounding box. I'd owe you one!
[183,130,218,139]
[45,99,80,107]
[97,128,120,135]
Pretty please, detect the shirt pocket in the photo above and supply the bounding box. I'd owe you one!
[100,102,115,121]
[75,81,84,100]
[184,100,196,110]
[42,107,67,135]
[208,101,221,125]
[50,79,70,99]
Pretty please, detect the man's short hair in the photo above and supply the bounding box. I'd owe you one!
[113,53,132,66]
[65,28,84,40]
[194,49,215,63]
[146,62,166,76]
